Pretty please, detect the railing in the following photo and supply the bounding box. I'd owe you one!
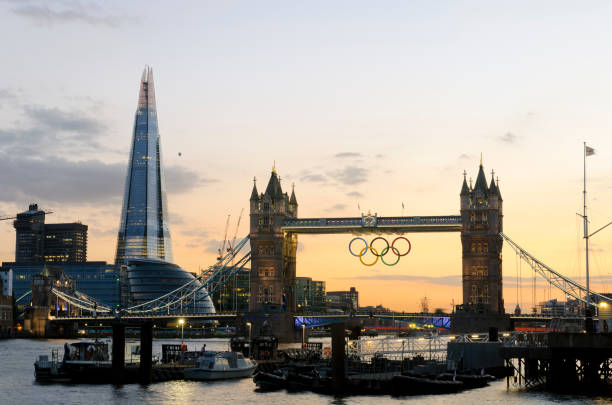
[283,215,462,228]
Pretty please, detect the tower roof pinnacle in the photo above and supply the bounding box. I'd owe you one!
[250,177,259,200]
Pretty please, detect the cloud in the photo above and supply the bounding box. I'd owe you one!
[458,153,472,160]
[499,132,518,144]
[0,153,213,205]
[334,152,361,158]
[340,274,462,286]
[24,105,107,135]
[329,165,368,185]
[10,2,129,27]
[346,191,363,198]
[299,171,327,183]
[165,165,217,193]
[0,105,112,157]
[326,203,347,212]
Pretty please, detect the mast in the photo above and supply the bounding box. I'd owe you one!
[584,141,590,310]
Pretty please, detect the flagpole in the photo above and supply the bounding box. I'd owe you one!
[584,142,590,311]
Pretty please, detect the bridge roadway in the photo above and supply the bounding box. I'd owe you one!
[281,215,462,234]
[51,311,570,329]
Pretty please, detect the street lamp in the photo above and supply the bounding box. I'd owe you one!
[246,322,252,358]
[302,323,306,348]
[179,318,185,342]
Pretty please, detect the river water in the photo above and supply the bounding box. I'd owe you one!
[1,338,610,405]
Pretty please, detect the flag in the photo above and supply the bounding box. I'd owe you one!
[402,202,405,209]
[586,145,595,156]
[357,203,361,211]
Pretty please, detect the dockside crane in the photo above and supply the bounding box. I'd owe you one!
[0,211,54,221]
[217,214,231,261]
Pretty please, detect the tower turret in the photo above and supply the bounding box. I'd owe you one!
[249,166,298,313]
[289,184,298,217]
[460,161,504,314]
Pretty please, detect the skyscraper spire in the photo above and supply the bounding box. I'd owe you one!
[115,67,173,265]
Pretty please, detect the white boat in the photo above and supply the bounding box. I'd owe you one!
[184,351,256,380]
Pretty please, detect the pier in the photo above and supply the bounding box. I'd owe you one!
[501,332,612,390]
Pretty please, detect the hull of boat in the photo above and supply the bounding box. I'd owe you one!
[184,365,256,380]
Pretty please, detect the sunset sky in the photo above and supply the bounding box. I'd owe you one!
[1,1,612,312]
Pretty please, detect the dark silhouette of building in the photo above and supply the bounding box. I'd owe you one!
[210,267,250,312]
[296,277,326,312]
[13,204,87,264]
[13,204,46,263]
[459,161,504,314]
[249,167,298,312]
[44,223,87,263]
[327,287,359,312]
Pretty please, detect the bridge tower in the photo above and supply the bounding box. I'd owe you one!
[248,166,298,313]
[460,161,504,314]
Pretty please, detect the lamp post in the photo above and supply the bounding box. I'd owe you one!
[302,323,306,348]
[179,318,185,342]
[246,322,252,358]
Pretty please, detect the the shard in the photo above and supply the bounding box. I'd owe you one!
[115,67,173,265]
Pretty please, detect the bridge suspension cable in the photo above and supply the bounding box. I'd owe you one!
[48,235,251,318]
[120,234,251,315]
[500,232,612,307]
[15,290,31,304]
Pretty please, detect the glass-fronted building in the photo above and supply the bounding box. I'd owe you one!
[115,67,173,265]
[125,259,215,313]
[1,261,120,307]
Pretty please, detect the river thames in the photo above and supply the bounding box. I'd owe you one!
[1,338,610,405]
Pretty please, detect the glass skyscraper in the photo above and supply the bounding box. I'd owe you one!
[115,67,173,265]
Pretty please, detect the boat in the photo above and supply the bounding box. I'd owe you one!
[35,340,111,382]
[436,372,492,388]
[390,374,464,395]
[184,351,256,380]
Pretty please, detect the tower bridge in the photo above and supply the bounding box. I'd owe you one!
[248,162,503,321]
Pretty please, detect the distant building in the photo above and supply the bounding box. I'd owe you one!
[43,223,87,263]
[13,204,45,263]
[13,204,88,264]
[0,269,12,296]
[296,277,326,313]
[537,299,566,317]
[2,261,120,308]
[210,268,250,312]
[0,269,14,337]
[327,287,359,312]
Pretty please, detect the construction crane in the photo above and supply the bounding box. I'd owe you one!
[217,214,231,260]
[0,211,53,221]
[227,208,244,255]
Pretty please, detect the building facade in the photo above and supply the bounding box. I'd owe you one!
[296,277,326,312]
[13,204,45,263]
[43,223,87,263]
[13,204,88,264]
[115,67,173,265]
[459,162,504,314]
[327,287,359,313]
[248,168,298,312]
[2,261,120,308]
[210,267,250,312]
[123,259,215,313]
[0,269,13,337]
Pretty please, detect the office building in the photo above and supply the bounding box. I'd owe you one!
[115,67,173,265]
[327,287,359,312]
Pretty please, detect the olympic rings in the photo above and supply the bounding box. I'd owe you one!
[349,236,412,266]
[392,236,411,257]
[359,246,379,266]
[349,237,368,257]
[380,246,401,266]
[369,237,389,257]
